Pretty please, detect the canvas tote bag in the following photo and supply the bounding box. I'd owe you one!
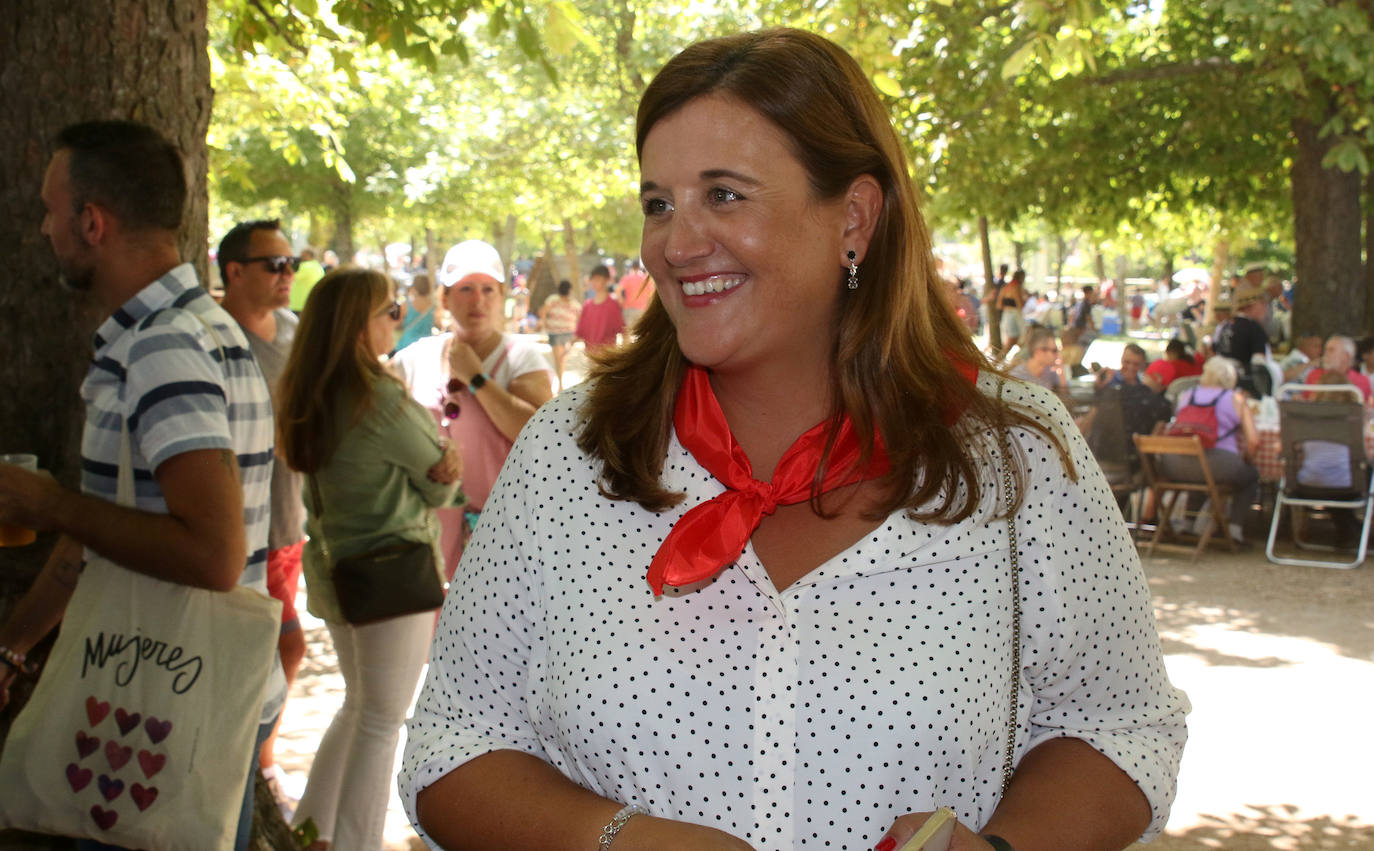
[0,421,281,849]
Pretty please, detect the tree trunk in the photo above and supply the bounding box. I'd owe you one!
[307,212,330,254]
[1053,234,1066,298]
[1160,252,1174,294]
[1115,255,1130,333]
[0,0,211,724]
[978,216,1000,353]
[1206,239,1229,328]
[424,227,439,272]
[1364,172,1374,333]
[331,181,355,264]
[1291,113,1364,339]
[496,214,517,270]
[562,217,580,290]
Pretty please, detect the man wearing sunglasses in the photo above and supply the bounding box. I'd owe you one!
[218,219,307,815]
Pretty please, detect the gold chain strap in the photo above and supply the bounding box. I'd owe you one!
[995,379,1022,794]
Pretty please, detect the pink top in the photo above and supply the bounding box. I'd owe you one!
[618,272,654,311]
[392,332,552,574]
[1305,368,1372,403]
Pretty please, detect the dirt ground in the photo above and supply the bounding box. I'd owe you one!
[276,542,1374,850]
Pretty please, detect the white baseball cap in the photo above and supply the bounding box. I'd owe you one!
[438,240,505,288]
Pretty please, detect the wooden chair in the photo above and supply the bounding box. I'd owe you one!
[1133,433,1237,561]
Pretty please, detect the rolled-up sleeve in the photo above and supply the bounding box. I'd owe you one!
[399,424,548,845]
[1006,378,1189,840]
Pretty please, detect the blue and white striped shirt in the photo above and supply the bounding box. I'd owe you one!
[80,263,283,720]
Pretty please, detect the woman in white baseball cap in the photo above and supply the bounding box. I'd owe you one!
[391,239,553,577]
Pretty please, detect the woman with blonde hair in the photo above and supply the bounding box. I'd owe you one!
[1163,355,1260,545]
[403,28,1184,851]
[278,268,463,850]
[1008,325,1068,400]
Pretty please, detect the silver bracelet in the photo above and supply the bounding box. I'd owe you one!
[598,803,648,850]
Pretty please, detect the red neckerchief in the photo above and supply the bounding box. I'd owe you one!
[646,365,893,594]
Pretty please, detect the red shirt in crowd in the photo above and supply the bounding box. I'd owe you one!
[1144,357,1202,391]
[576,297,626,351]
[1304,367,1372,403]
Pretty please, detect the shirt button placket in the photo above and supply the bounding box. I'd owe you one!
[750,593,799,849]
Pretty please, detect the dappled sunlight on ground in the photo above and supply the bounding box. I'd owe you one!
[1132,550,1374,850]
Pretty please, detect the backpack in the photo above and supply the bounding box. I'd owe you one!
[1165,388,1235,450]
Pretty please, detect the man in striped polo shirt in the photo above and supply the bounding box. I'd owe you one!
[0,120,283,851]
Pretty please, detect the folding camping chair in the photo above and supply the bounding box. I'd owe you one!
[1264,383,1373,568]
[1134,433,1236,561]
[1164,375,1201,407]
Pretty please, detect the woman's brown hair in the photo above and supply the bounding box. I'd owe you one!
[578,28,1072,520]
[278,268,399,473]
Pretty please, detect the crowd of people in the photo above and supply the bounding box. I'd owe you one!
[36,22,1374,851]
[982,258,1374,549]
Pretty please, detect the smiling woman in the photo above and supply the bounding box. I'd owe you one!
[401,28,1187,851]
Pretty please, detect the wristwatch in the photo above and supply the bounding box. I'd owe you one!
[468,372,490,391]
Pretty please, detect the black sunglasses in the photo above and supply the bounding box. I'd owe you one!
[235,255,301,274]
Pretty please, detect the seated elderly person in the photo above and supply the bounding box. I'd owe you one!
[1301,335,1372,404]
[1161,356,1261,545]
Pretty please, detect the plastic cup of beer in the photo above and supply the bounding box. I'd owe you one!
[0,454,38,547]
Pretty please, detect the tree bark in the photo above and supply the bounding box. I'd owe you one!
[977,216,1000,353]
[1364,172,1374,333]
[496,214,517,270]
[562,217,580,290]
[0,0,210,693]
[1206,239,1229,328]
[424,227,439,272]
[331,180,355,264]
[1115,255,1130,333]
[1291,113,1364,339]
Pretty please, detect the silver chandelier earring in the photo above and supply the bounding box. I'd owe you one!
[846,251,859,290]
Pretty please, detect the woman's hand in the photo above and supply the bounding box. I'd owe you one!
[448,338,485,384]
[427,446,463,484]
[873,812,995,851]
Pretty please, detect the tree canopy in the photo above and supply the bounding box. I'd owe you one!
[211,0,1372,330]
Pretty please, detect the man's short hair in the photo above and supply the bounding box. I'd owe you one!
[54,120,186,233]
[1123,343,1148,363]
[217,219,283,283]
[589,264,612,281]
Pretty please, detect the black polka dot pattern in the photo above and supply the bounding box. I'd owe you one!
[401,375,1188,848]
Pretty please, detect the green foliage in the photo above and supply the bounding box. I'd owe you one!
[210,0,1371,279]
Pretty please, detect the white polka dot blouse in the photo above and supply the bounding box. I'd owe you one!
[401,373,1188,849]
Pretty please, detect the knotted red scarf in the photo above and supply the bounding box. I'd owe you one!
[646,365,892,594]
